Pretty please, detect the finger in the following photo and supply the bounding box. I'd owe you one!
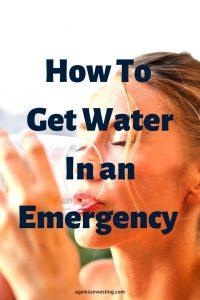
[0,131,30,196]
[0,273,15,300]
[21,131,58,189]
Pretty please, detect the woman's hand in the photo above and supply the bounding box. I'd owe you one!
[0,272,15,299]
[0,130,81,300]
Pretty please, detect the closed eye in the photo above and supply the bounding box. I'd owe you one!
[111,138,137,146]
[110,141,126,146]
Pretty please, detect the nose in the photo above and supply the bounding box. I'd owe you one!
[75,143,102,180]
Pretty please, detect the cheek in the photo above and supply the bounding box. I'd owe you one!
[103,178,137,212]
[123,129,189,212]
[132,149,186,212]
[136,133,184,173]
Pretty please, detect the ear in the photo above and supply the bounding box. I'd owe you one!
[187,187,200,205]
[186,159,200,206]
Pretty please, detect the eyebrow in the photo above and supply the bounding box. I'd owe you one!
[78,122,151,147]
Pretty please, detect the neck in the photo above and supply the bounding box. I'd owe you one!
[111,219,199,300]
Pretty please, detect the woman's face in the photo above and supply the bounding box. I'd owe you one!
[74,75,190,248]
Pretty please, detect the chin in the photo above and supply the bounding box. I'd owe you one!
[74,228,114,249]
[74,220,132,249]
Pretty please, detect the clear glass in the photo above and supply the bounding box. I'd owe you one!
[0,134,104,212]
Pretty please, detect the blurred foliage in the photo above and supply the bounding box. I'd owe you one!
[69,229,112,266]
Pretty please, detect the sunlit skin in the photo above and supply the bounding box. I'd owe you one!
[0,75,199,300]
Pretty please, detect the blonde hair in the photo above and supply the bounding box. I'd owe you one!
[132,52,200,149]
[121,52,200,210]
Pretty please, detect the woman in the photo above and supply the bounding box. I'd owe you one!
[0,52,199,300]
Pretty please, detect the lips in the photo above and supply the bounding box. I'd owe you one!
[73,192,104,212]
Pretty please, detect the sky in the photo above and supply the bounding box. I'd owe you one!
[0,0,199,114]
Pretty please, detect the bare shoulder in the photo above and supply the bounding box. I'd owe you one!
[79,259,121,294]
